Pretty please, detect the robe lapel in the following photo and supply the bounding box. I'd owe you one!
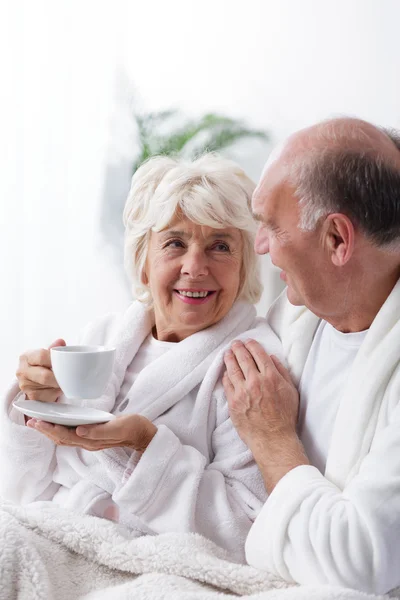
[326,278,400,487]
[121,302,256,422]
[283,305,320,388]
[81,302,153,413]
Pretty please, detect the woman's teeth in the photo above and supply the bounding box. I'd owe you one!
[178,291,210,298]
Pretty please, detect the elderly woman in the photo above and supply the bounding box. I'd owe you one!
[0,154,283,562]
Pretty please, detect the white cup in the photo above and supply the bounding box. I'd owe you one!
[50,345,116,400]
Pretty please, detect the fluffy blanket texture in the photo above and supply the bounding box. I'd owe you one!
[0,500,398,600]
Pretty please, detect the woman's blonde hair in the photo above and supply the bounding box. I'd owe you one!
[123,153,262,306]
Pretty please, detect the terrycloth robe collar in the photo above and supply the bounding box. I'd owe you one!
[271,277,400,489]
[80,300,257,422]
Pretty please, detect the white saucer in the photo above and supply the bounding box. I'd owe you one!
[12,398,116,426]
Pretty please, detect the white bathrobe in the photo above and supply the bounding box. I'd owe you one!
[246,279,400,594]
[0,300,284,563]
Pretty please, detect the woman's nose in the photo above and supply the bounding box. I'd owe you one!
[254,226,270,255]
[181,248,209,278]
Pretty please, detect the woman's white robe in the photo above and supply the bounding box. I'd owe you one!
[0,300,284,563]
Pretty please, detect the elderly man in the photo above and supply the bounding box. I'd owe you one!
[223,117,400,595]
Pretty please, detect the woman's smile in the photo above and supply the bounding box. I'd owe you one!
[174,289,217,305]
[144,217,243,341]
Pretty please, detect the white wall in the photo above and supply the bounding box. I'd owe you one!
[0,1,132,387]
[1,0,400,385]
[122,0,400,138]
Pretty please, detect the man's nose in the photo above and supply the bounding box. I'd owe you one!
[181,248,209,277]
[254,226,270,255]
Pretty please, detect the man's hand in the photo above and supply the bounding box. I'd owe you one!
[223,339,309,492]
[27,414,157,453]
[223,339,299,443]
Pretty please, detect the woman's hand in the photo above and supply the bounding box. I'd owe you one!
[16,339,66,402]
[26,414,157,453]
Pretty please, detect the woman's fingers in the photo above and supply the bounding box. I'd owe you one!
[18,374,61,402]
[30,421,69,442]
[31,421,100,449]
[17,339,66,374]
[76,421,117,439]
[23,348,52,369]
[20,365,59,388]
[16,340,66,402]
[48,339,66,350]
[24,389,61,402]
[77,415,154,445]
[76,416,138,440]
[26,340,65,367]
[32,414,157,453]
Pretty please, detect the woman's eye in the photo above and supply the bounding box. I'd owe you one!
[212,242,230,252]
[165,240,185,249]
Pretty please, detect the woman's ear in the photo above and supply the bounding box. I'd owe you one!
[323,213,355,267]
[141,262,149,286]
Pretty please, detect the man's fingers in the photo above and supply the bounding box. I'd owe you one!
[241,341,293,384]
[270,355,292,383]
[243,341,292,384]
[224,349,245,384]
[243,339,274,374]
[222,372,235,397]
[229,341,262,379]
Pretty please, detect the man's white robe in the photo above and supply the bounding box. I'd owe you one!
[246,280,400,594]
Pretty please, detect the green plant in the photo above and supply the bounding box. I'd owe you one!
[100,108,268,257]
[132,110,268,172]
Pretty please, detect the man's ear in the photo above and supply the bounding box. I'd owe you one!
[323,213,355,266]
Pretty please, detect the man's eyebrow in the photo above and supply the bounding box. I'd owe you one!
[252,212,263,222]
[252,213,277,229]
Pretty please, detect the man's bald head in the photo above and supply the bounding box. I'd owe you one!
[263,118,400,174]
[258,117,400,249]
[288,117,400,167]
